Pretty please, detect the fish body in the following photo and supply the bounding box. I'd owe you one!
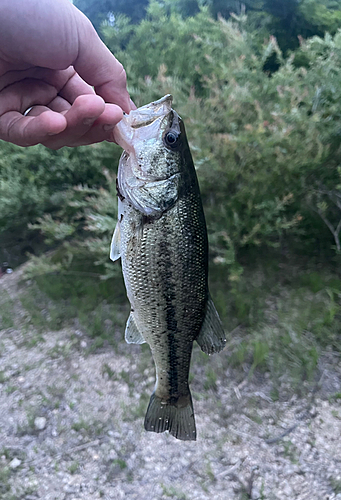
[111,95,225,441]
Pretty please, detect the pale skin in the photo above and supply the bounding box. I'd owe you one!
[0,0,133,149]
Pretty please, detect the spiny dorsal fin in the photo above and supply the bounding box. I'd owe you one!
[196,295,226,355]
[110,222,121,262]
[125,312,145,344]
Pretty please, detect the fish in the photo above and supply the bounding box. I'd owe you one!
[110,95,226,441]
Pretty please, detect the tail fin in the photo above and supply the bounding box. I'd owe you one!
[144,392,196,441]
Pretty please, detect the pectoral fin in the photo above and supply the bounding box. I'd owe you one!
[125,312,145,344]
[196,296,226,355]
[110,222,121,262]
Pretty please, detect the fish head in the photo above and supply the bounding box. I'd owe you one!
[115,95,192,216]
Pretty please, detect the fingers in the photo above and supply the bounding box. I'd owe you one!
[0,93,123,148]
[58,70,95,103]
[47,103,123,148]
[0,0,132,148]
[48,96,72,113]
[0,109,67,146]
[0,78,58,116]
[38,95,123,149]
[43,98,123,149]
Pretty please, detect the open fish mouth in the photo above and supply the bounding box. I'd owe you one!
[124,94,173,128]
[114,95,173,151]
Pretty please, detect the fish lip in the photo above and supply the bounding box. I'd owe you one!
[114,94,174,151]
[119,94,173,129]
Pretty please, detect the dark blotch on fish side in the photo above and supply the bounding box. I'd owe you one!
[116,177,125,202]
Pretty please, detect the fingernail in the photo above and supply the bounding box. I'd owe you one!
[103,123,116,131]
[83,117,96,126]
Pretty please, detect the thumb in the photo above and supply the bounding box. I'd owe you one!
[72,8,131,113]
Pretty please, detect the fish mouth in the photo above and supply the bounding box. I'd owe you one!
[127,94,173,128]
[114,95,173,150]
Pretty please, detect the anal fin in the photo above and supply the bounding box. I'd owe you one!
[125,312,145,344]
[196,295,226,355]
[110,222,121,262]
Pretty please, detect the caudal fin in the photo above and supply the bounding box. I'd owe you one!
[144,392,196,441]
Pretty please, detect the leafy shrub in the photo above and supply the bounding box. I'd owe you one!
[4,7,341,281]
[104,11,341,270]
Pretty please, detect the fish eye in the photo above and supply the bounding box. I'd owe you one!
[164,130,180,150]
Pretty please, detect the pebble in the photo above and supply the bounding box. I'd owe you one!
[2,273,341,500]
[9,458,21,469]
[109,449,118,460]
[251,487,260,499]
[34,417,47,430]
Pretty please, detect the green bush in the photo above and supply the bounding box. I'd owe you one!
[105,11,341,268]
[3,6,341,280]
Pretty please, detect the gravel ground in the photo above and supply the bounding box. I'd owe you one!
[1,269,341,500]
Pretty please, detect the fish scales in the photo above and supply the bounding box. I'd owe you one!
[121,192,207,400]
[111,95,226,441]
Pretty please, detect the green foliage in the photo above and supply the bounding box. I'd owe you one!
[2,2,341,386]
[101,12,341,271]
[300,0,341,37]
[4,8,341,284]
[0,142,117,229]
[21,158,121,278]
[0,292,15,330]
[103,4,231,97]
[74,0,149,29]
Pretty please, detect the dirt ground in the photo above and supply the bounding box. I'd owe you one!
[1,269,341,500]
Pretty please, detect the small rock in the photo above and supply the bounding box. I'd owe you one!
[63,485,75,493]
[109,449,118,460]
[80,340,87,348]
[34,417,47,430]
[9,458,21,469]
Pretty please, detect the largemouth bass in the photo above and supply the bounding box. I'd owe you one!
[111,95,226,441]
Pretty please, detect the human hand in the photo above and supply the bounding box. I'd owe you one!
[0,0,133,149]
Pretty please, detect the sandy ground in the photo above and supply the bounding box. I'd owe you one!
[1,269,341,500]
